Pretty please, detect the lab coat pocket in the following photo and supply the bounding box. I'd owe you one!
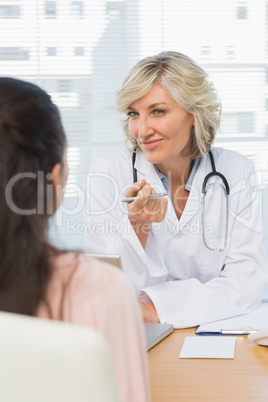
[200,238,229,283]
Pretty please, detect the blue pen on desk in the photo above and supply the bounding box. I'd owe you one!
[121,192,168,203]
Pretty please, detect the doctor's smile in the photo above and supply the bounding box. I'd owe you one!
[139,138,164,151]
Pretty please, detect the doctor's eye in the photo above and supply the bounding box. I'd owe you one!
[152,109,165,115]
[127,111,139,117]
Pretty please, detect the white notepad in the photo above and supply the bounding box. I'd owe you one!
[195,303,268,335]
[179,336,236,359]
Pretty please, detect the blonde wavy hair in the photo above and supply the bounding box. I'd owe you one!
[116,51,221,159]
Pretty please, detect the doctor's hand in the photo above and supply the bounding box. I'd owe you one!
[126,180,168,248]
[139,301,160,324]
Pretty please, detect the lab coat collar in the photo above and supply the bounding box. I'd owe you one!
[134,150,156,178]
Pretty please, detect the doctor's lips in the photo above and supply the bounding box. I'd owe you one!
[139,138,164,150]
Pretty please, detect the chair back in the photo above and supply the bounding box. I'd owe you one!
[0,311,120,402]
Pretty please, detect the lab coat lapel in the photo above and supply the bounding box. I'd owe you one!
[179,153,217,227]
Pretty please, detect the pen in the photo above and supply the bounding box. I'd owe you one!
[121,192,168,203]
[220,330,259,335]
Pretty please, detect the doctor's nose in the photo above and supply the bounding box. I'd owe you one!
[138,117,155,139]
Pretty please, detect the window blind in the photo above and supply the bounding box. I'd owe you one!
[1,0,267,251]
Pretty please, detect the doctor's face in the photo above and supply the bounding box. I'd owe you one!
[127,83,194,166]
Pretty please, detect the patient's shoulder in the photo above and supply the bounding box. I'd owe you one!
[53,252,134,304]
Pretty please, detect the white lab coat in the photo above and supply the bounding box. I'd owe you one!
[84,146,268,328]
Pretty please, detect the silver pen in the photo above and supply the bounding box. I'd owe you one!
[121,192,168,203]
[220,329,258,335]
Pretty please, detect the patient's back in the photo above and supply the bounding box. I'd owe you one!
[37,252,150,402]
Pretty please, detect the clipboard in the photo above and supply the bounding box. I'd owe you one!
[195,303,268,335]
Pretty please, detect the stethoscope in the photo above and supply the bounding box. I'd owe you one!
[132,149,230,252]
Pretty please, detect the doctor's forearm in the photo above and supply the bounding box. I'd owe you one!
[139,301,160,323]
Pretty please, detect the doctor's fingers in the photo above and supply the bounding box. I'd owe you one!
[127,183,155,212]
[146,197,168,223]
[125,179,147,198]
[130,196,168,223]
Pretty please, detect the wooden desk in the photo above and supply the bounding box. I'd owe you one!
[148,328,268,401]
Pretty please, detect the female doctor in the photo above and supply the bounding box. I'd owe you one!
[85,51,268,328]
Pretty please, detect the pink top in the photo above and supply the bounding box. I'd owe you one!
[37,253,150,402]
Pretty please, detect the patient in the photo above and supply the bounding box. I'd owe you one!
[0,78,150,402]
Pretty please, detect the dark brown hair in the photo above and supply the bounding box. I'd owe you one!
[0,77,66,316]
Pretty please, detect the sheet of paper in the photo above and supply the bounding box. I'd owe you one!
[196,303,268,334]
[179,336,236,359]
